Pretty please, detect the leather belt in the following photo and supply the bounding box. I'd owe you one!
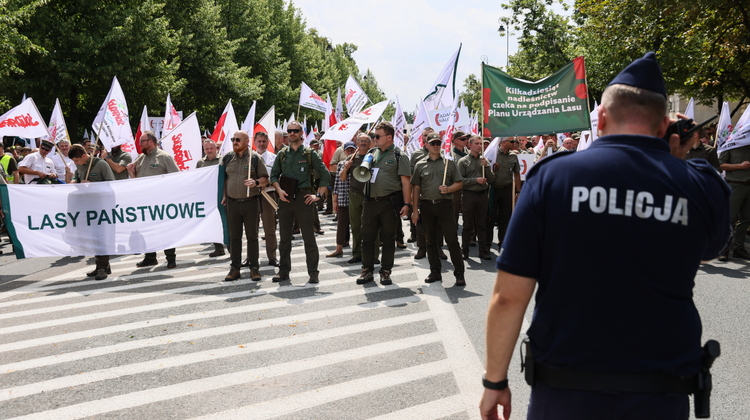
[727,180,750,186]
[369,192,399,201]
[420,199,450,204]
[464,189,488,194]
[228,196,259,202]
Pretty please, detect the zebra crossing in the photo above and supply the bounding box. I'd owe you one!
[0,216,486,419]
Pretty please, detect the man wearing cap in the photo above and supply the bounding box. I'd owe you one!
[410,127,446,260]
[18,139,56,184]
[411,132,465,286]
[356,121,411,286]
[68,144,116,279]
[196,139,225,258]
[270,121,330,284]
[328,141,357,258]
[489,137,521,248]
[480,53,730,420]
[458,135,494,260]
[126,130,181,268]
[0,143,19,184]
[220,130,268,282]
[254,131,279,267]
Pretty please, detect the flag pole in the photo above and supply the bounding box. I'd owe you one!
[85,123,103,181]
[442,151,449,186]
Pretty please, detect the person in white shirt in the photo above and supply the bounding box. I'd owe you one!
[18,140,57,184]
[50,140,76,183]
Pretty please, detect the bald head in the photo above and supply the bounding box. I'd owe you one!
[232,130,250,154]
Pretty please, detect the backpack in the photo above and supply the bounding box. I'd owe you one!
[276,145,319,188]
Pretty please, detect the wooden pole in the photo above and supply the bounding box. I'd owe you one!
[442,153,449,186]
[247,152,252,197]
[85,124,103,181]
[261,190,278,211]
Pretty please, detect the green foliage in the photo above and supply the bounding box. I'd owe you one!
[0,0,45,109]
[459,73,482,115]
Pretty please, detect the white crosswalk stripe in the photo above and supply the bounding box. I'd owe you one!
[0,216,484,420]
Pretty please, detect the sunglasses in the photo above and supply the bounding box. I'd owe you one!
[428,141,442,146]
[373,134,390,139]
[230,137,245,143]
[40,147,52,151]
[287,129,301,134]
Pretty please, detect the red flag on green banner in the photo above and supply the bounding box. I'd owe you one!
[482,57,590,137]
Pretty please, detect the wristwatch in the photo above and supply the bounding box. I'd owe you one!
[315,193,321,198]
[405,203,412,208]
[482,375,509,391]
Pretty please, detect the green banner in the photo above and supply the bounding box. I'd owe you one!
[482,57,590,137]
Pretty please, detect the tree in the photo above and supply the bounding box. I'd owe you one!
[459,73,482,115]
[0,0,44,109]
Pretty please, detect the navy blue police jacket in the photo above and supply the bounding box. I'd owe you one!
[496,134,731,378]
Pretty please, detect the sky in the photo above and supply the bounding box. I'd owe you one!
[293,0,521,112]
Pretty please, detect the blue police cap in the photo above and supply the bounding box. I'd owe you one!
[607,52,666,98]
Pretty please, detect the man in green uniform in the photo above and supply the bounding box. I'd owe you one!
[197,139,225,257]
[458,135,494,260]
[490,137,522,248]
[409,127,445,260]
[99,145,132,181]
[69,144,116,280]
[450,131,470,224]
[684,129,720,171]
[270,121,330,284]
[339,132,376,264]
[221,131,268,281]
[411,133,465,286]
[718,143,750,260]
[126,130,181,268]
[357,122,411,285]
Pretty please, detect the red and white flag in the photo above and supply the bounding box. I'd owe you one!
[344,76,369,116]
[0,98,50,140]
[299,82,327,113]
[254,106,276,153]
[321,100,390,166]
[161,112,202,171]
[133,105,149,156]
[214,99,240,156]
[163,93,181,135]
[92,76,133,151]
[324,94,338,131]
[45,98,70,145]
[441,95,459,160]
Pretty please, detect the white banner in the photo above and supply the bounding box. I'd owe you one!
[718,102,750,155]
[46,98,70,145]
[161,112,202,171]
[423,44,461,110]
[0,98,50,139]
[427,105,470,130]
[321,100,390,143]
[92,76,133,151]
[299,82,327,113]
[0,167,223,258]
[517,154,536,180]
[344,76,369,116]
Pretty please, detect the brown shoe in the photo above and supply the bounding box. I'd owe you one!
[250,268,261,281]
[272,273,290,282]
[94,268,108,281]
[425,271,442,283]
[209,249,225,257]
[326,251,343,258]
[414,248,426,259]
[455,272,466,287]
[87,264,111,277]
[308,273,319,284]
[356,269,374,285]
[224,268,242,282]
[379,270,393,285]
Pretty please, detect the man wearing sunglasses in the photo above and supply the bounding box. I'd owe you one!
[270,121,331,284]
[356,122,411,286]
[411,133,465,286]
[18,139,57,184]
[126,131,181,268]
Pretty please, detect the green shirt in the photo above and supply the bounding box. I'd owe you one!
[110,150,132,180]
[458,153,495,191]
[719,144,750,182]
[492,151,519,188]
[134,147,180,177]
[74,157,115,182]
[196,156,220,168]
[270,144,331,189]
[685,143,720,171]
[368,145,411,198]
[411,154,461,201]
[222,150,268,199]
[409,146,428,173]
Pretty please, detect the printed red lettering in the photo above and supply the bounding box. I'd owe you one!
[0,113,41,128]
[107,99,127,126]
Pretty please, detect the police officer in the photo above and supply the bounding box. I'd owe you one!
[458,135,494,260]
[126,130,181,268]
[221,131,268,282]
[68,144,116,280]
[356,121,411,286]
[489,137,521,248]
[480,52,730,420]
[196,139,225,258]
[270,121,330,284]
[411,133,465,286]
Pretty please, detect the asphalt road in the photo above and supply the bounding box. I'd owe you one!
[0,214,748,419]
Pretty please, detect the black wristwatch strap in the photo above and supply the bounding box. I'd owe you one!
[482,376,509,391]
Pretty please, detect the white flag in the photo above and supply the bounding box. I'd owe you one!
[423,44,462,110]
[336,87,344,121]
[441,94,460,160]
[392,96,406,149]
[161,112,202,171]
[577,131,593,152]
[304,130,315,147]
[299,82,327,113]
[406,102,430,158]
[684,98,695,120]
[321,100,390,143]
[718,102,750,155]
[485,137,501,167]
[163,93,181,135]
[715,102,731,153]
[344,76,369,115]
[323,94,336,131]
[92,77,133,151]
[589,102,600,143]
[46,98,70,145]
[213,99,240,157]
[0,98,50,139]
[241,101,256,134]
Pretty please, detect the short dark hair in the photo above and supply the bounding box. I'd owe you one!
[142,130,158,142]
[602,84,668,134]
[375,121,395,137]
[254,131,268,140]
[68,144,87,159]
